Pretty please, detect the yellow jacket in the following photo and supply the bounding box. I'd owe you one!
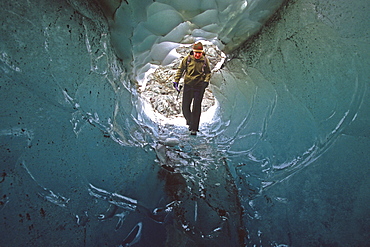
[174,52,211,87]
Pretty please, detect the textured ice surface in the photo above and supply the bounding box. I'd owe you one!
[1,0,369,246]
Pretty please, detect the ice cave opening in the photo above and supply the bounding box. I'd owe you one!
[136,41,226,127]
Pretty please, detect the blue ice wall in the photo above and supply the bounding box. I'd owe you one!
[1,1,165,246]
[1,0,369,246]
[212,1,370,245]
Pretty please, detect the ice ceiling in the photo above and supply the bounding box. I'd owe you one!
[1,0,369,246]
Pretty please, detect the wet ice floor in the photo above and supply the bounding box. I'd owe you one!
[0,120,245,247]
[153,122,245,246]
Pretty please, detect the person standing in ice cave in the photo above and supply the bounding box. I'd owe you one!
[173,42,211,136]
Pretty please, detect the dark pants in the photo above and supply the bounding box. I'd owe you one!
[182,84,206,131]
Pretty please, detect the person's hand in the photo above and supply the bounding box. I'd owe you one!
[173,82,180,92]
[203,81,209,88]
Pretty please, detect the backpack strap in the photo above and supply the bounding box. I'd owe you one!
[202,56,207,74]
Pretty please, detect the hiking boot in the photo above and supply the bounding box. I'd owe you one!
[190,130,197,136]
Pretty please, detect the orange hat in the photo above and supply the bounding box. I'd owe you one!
[193,42,203,52]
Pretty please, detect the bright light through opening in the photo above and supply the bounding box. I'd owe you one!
[137,41,226,127]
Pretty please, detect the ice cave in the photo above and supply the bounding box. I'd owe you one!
[1,0,369,246]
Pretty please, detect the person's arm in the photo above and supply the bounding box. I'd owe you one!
[174,56,187,83]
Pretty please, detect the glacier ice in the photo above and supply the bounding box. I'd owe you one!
[1,0,369,246]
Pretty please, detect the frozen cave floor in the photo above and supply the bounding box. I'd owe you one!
[152,121,245,246]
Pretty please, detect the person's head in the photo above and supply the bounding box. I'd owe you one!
[193,42,203,59]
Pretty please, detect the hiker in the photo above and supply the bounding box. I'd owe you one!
[173,42,211,135]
